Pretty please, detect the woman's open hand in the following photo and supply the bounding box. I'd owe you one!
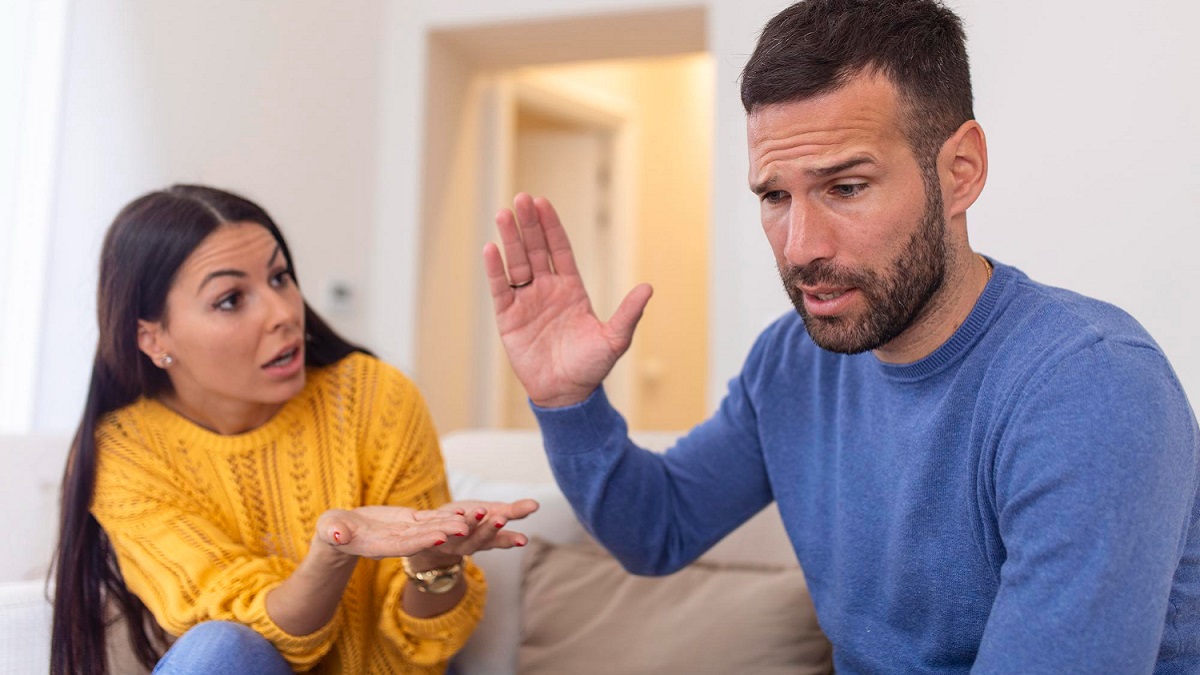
[432,498,541,554]
[314,506,470,560]
[313,499,539,561]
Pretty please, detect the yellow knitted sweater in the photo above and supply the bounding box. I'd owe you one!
[91,352,485,673]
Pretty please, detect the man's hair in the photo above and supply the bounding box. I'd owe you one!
[740,0,974,165]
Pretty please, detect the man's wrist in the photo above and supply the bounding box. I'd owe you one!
[530,386,598,410]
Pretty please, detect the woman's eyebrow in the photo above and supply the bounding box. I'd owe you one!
[197,269,246,293]
[197,246,282,293]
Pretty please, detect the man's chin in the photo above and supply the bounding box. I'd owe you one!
[794,307,882,355]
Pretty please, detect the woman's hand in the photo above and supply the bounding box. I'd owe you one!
[432,498,541,555]
[314,506,470,560]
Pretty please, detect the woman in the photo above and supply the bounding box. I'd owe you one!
[50,185,536,674]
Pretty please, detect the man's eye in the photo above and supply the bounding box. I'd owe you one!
[832,183,867,198]
[762,190,788,204]
[214,292,241,311]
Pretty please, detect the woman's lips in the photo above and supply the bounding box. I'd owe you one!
[262,343,304,377]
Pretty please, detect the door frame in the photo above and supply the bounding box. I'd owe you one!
[475,75,636,428]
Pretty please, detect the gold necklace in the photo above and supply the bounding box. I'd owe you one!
[978,254,993,281]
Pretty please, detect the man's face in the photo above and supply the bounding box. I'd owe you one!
[748,74,948,355]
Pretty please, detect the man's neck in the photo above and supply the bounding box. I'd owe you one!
[872,248,991,365]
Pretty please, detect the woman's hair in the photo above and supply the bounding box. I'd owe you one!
[50,185,366,674]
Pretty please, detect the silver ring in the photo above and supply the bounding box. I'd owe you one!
[509,279,533,289]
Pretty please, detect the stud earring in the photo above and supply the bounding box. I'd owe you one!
[160,354,174,367]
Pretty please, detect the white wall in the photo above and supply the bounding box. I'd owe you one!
[376,0,1200,411]
[33,0,385,432]
[27,0,1200,431]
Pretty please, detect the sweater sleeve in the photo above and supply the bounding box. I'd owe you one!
[974,340,1200,673]
[359,365,485,668]
[533,332,776,576]
[92,422,340,671]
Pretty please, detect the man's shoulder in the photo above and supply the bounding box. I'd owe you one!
[992,266,1162,357]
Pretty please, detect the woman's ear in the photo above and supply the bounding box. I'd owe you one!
[940,119,988,220]
[137,320,169,367]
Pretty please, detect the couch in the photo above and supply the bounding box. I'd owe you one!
[0,430,832,674]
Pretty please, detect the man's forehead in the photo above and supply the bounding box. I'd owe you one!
[747,75,901,142]
[746,76,906,178]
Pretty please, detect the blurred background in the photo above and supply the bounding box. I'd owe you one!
[1,0,1197,437]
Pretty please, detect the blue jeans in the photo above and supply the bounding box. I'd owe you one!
[153,621,293,674]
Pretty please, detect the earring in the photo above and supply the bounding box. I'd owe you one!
[160,354,174,367]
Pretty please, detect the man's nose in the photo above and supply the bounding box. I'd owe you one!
[783,200,836,268]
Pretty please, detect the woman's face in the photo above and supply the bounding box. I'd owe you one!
[137,221,307,433]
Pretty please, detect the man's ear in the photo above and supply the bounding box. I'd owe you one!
[137,319,168,366]
[940,119,988,220]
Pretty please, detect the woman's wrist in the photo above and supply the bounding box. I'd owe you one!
[405,549,463,572]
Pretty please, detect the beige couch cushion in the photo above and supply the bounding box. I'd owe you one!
[518,537,833,675]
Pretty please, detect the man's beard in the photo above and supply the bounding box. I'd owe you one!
[779,178,948,355]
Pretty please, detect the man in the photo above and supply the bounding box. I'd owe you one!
[482,0,1199,672]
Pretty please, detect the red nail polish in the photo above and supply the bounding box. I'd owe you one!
[516,541,526,547]
[475,512,485,521]
[494,521,504,529]
[455,509,466,516]
[332,531,341,544]
[434,539,446,546]
[455,532,466,537]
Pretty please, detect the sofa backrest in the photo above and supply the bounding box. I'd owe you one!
[0,435,71,583]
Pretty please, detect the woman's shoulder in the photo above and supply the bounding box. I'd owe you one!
[307,351,422,407]
[94,398,177,470]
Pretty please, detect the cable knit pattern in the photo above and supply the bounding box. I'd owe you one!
[91,353,485,673]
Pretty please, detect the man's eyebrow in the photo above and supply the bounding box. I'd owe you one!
[807,156,877,178]
[750,175,778,196]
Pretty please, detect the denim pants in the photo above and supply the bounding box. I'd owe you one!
[153,621,292,674]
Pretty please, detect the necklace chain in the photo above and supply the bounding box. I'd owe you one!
[978,254,993,281]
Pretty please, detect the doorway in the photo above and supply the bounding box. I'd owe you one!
[415,8,711,433]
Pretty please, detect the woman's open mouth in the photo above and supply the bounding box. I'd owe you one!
[264,348,297,368]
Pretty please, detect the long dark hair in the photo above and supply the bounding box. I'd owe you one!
[50,185,365,674]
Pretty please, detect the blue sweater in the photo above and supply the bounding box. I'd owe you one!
[533,262,1200,674]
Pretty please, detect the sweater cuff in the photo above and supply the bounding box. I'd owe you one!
[531,386,629,457]
[246,577,343,671]
[381,559,486,659]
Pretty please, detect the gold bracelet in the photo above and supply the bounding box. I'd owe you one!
[400,556,465,594]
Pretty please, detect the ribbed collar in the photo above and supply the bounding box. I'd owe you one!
[875,257,1011,382]
[136,366,320,452]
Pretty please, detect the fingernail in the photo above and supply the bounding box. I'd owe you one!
[455,532,466,537]
[434,539,446,546]
[475,512,485,521]
[332,531,341,544]
[494,521,505,529]
[516,541,526,547]
[455,509,466,516]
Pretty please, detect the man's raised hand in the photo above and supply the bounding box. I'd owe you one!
[483,193,652,408]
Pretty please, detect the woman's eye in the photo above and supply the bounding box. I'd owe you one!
[270,270,294,287]
[832,183,868,198]
[214,292,241,311]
